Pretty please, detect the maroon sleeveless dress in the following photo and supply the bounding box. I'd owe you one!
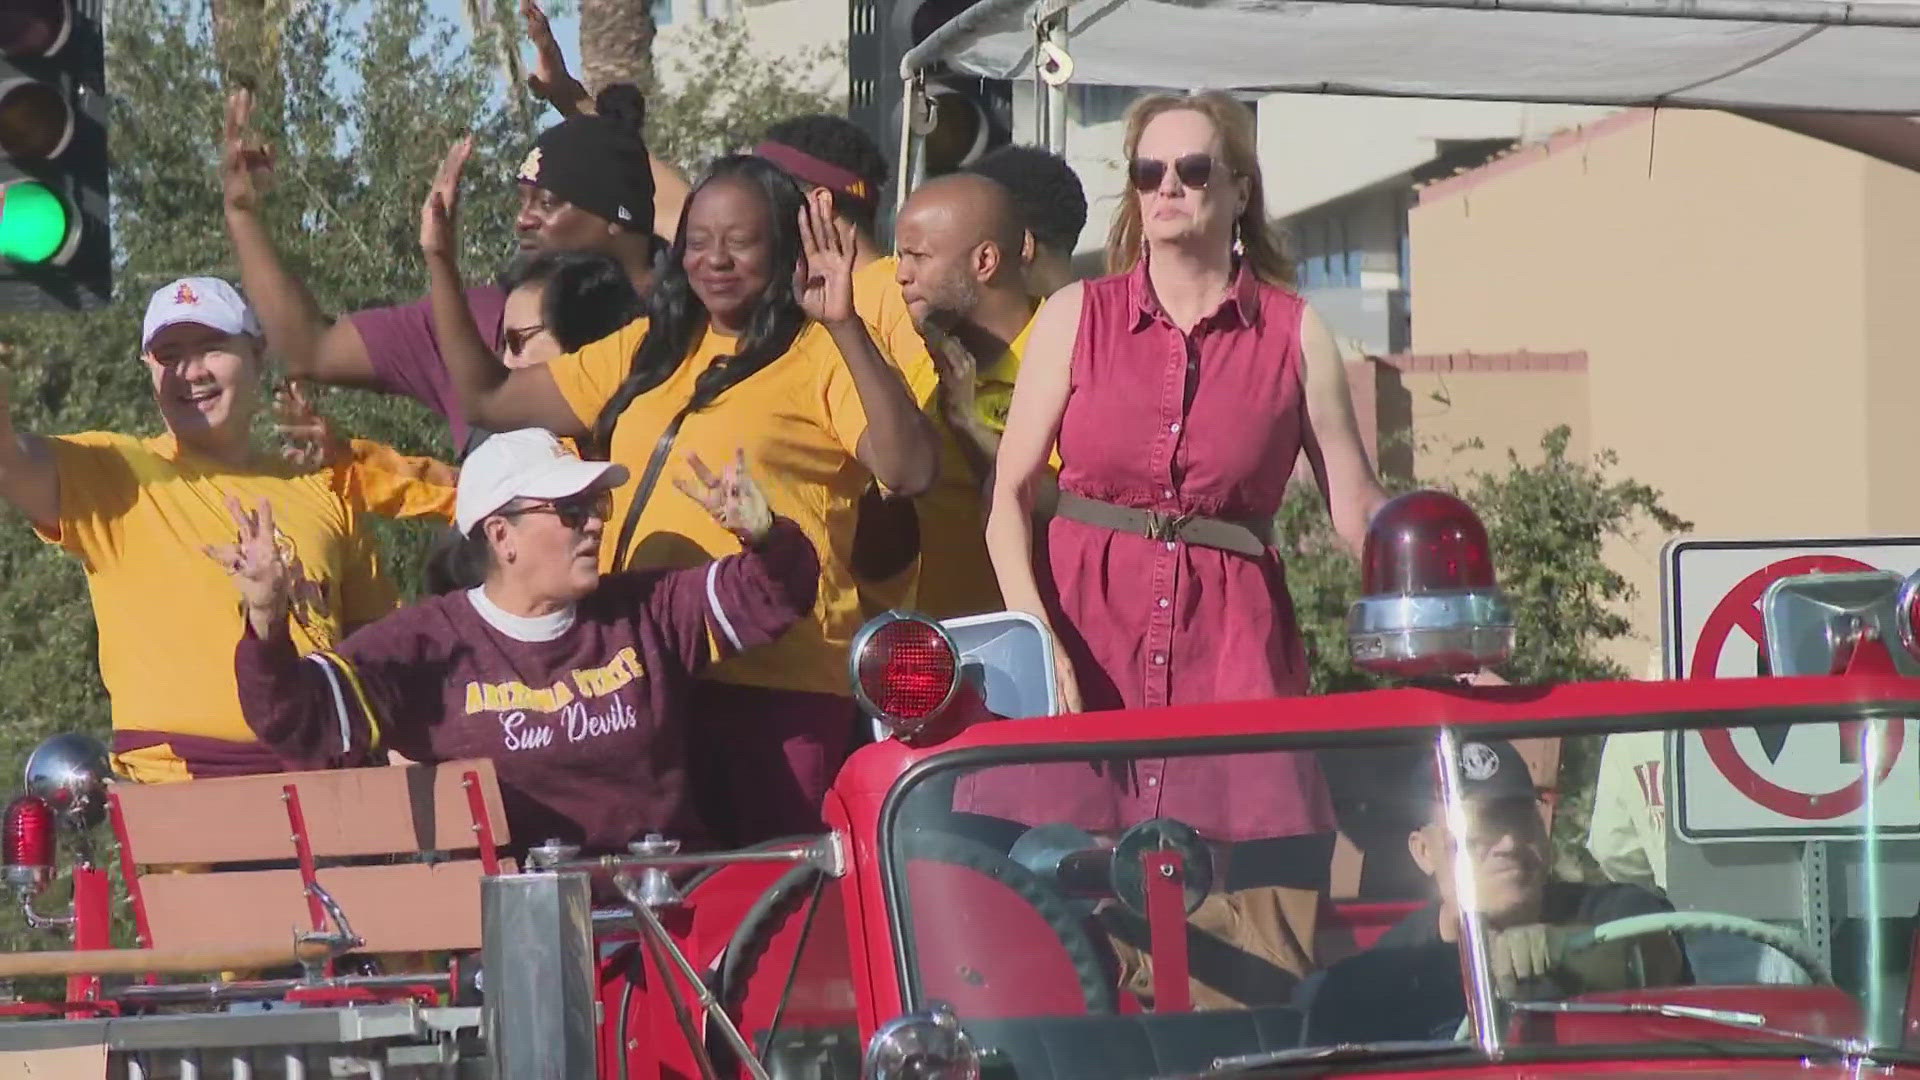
[1034,258,1334,842]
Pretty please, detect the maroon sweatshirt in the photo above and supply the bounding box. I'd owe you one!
[234,519,819,853]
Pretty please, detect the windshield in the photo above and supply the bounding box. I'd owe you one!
[881,708,1918,1075]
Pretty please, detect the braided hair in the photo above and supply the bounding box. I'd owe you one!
[588,156,809,459]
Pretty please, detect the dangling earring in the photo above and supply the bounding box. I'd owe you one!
[1232,217,1245,257]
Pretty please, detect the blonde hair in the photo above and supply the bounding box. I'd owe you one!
[1105,91,1294,288]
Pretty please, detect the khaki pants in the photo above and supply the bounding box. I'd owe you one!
[1105,885,1320,1011]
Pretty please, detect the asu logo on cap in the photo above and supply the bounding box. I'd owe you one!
[846,179,869,200]
[173,282,200,306]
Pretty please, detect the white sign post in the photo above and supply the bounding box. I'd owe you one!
[1662,537,1920,843]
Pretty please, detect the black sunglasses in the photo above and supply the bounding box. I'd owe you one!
[503,323,548,356]
[1128,153,1222,193]
[503,490,613,531]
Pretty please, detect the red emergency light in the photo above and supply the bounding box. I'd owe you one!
[1347,490,1513,677]
[2,793,54,894]
[852,613,960,738]
[1359,489,1497,596]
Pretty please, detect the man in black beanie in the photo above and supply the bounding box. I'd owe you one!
[511,84,659,271]
[219,86,662,460]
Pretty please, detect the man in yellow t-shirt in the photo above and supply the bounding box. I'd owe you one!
[884,172,1048,618]
[0,277,449,783]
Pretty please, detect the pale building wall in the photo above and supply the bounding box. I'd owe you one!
[1407,108,1880,666]
[1861,160,1920,537]
[1256,94,1611,219]
[1395,364,1590,481]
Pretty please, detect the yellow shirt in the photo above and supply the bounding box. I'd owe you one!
[854,257,1037,619]
[546,317,873,696]
[37,433,407,781]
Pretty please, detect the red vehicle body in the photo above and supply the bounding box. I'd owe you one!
[0,497,1913,1080]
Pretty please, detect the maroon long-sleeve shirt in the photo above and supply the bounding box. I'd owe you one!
[234,519,820,853]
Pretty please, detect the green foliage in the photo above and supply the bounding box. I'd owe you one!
[643,21,845,176]
[1278,425,1691,877]
[0,0,522,780]
[0,0,836,834]
[0,0,836,976]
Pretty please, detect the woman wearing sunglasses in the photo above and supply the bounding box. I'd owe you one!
[980,91,1391,886]
[218,427,820,856]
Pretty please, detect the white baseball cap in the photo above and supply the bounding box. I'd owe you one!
[456,428,631,534]
[141,277,263,350]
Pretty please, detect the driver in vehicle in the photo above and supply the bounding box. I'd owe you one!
[1299,738,1686,1043]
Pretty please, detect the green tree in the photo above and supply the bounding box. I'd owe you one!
[1278,425,1691,876]
[0,0,841,963]
[643,21,844,175]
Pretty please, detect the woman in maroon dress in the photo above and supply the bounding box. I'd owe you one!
[980,92,1390,909]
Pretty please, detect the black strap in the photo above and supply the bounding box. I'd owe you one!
[609,404,696,574]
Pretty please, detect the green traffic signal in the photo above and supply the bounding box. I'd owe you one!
[0,180,72,264]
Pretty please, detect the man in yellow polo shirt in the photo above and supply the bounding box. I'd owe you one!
[0,277,450,783]
[887,172,1046,618]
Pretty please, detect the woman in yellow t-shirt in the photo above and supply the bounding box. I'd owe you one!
[427,146,939,846]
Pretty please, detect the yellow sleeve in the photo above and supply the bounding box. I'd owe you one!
[545,316,653,430]
[34,433,140,566]
[814,328,873,460]
[332,439,457,523]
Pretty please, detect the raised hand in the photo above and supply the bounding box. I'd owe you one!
[204,495,292,629]
[220,89,276,214]
[273,381,348,470]
[419,136,474,261]
[673,449,774,544]
[796,188,856,327]
[522,0,593,115]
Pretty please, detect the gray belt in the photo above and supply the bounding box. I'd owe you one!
[1052,490,1273,558]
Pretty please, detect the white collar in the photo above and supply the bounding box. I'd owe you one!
[467,584,577,642]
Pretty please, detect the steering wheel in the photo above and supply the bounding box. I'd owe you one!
[1450,911,1830,1042]
[898,830,1119,1016]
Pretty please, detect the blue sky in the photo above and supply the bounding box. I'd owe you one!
[423,0,581,86]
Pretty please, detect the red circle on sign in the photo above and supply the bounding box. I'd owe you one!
[1689,553,1892,820]
[1699,724,1902,819]
[1688,554,1878,680]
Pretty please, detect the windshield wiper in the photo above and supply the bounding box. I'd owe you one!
[1506,1000,1872,1057]
[1191,1039,1476,1078]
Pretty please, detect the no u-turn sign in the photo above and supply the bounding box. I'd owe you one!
[1662,537,1920,842]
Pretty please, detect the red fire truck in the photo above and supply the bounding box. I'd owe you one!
[0,489,1911,1078]
[6,0,1920,1066]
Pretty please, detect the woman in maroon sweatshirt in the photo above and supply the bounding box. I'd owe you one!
[213,427,820,854]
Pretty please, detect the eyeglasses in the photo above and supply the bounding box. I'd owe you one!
[503,324,548,356]
[1128,154,1222,192]
[503,490,613,531]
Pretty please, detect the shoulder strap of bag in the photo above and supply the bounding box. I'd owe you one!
[608,403,696,574]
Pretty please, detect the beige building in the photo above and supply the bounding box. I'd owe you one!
[1370,107,1920,666]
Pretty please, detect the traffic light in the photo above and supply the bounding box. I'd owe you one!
[848,0,1011,229]
[0,0,110,313]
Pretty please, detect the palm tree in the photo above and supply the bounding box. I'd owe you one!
[576,0,656,95]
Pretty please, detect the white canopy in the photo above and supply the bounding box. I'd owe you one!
[904,0,1920,113]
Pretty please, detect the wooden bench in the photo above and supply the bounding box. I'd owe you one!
[0,759,513,981]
